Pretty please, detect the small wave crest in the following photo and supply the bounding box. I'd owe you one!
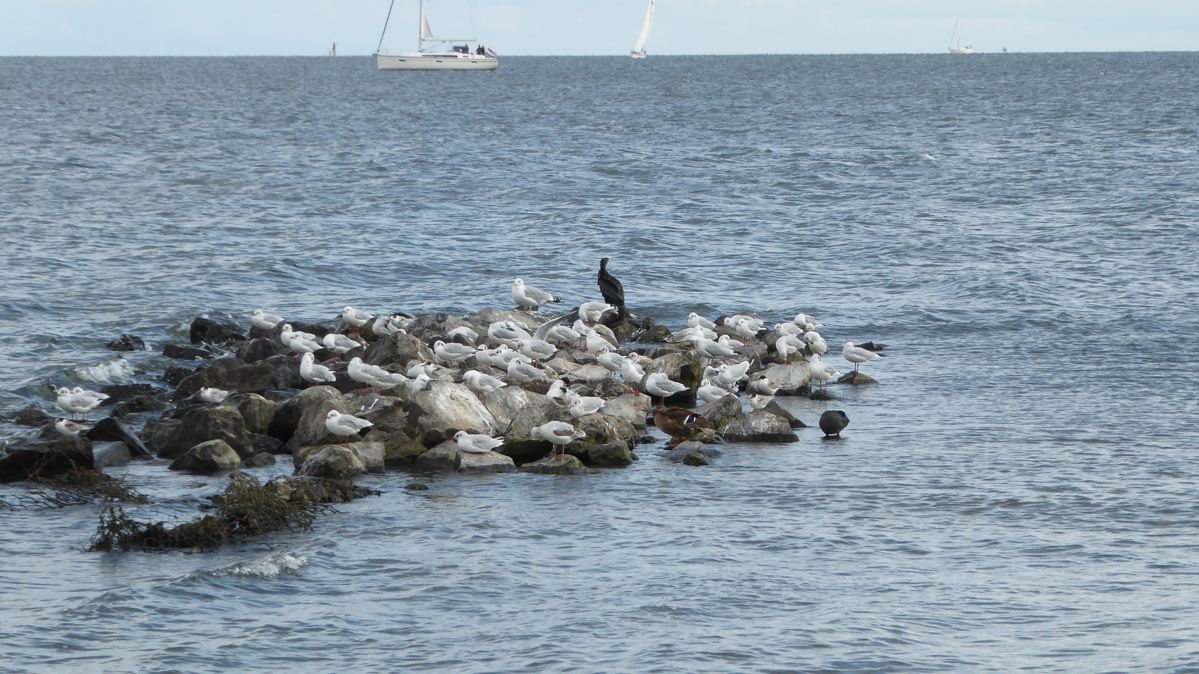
[73,358,134,384]
[211,552,309,579]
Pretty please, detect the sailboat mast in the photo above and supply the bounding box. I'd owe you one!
[418,0,425,50]
[376,0,396,53]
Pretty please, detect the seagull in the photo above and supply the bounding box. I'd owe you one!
[670,325,717,343]
[568,395,605,419]
[514,338,557,362]
[54,386,108,420]
[531,420,585,457]
[793,313,823,333]
[809,354,840,390]
[619,356,647,390]
[717,334,743,349]
[804,331,828,356]
[714,361,750,391]
[584,331,613,356]
[373,313,411,338]
[250,309,284,338]
[347,357,406,391]
[199,387,229,404]
[300,352,338,385]
[434,339,476,364]
[687,312,716,330]
[446,326,479,345]
[475,344,520,369]
[324,409,372,443]
[507,356,549,388]
[774,321,804,336]
[819,410,849,438]
[642,372,688,410]
[54,418,89,437]
[546,378,570,406]
[775,334,803,364]
[747,393,774,411]
[577,301,614,324]
[693,336,736,360]
[279,323,317,346]
[286,332,322,357]
[453,430,504,454]
[842,341,882,373]
[544,324,582,348]
[697,379,731,404]
[487,320,532,346]
[406,373,432,395]
[596,351,626,378]
[341,306,373,336]
[322,333,362,357]
[462,369,506,395]
[747,373,778,396]
[597,257,627,320]
[730,317,760,342]
[512,278,562,311]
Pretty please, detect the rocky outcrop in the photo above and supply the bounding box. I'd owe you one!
[85,417,153,457]
[520,454,587,475]
[294,441,383,474]
[757,362,811,395]
[174,358,277,401]
[0,434,94,483]
[694,395,742,431]
[234,393,277,435]
[568,441,633,468]
[645,351,703,405]
[189,316,246,345]
[297,445,365,479]
[407,381,497,447]
[719,411,798,443]
[365,332,435,369]
[282,386,351,452]
[838,371,878,385]
[169,439,242,474]
[106,334,145,352]
[152,405,255,459]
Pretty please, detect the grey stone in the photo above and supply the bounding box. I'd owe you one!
[297,445,365,479]
[92,441,132,470]
[720,411,799,443]
[758,362,812,396]
[519,454,587,475]
[169,439,242,474]
[408,381,497,447]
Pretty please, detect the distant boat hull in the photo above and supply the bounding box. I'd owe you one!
[630,50,647,60]
[375,52,498,71]
[948,46,974,55]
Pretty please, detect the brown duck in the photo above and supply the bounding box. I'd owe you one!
[654,408,716,448]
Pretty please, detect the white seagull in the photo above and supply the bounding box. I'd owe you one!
[453,430,504,454]
[446,326,479,345]
[55,418,89,437]
[463,369,507,395]
[809,354,840,390]
[531,420,585,457]
[199,387,229,404]
[434,340,476,364]
[687,312,717,330]
[341,306,373,335]
[842,341,882,373]
[512,278,562,311]
[507,356,549,388]
[747,373,778,396]
[300,352,338,385]
[578,301,614,324]
[250,309,284,337]
[347,357,406,391]
[697,379,731,404]
[642,372,688,410]
[514,338,557,362]
[324,409,372,442]
[568,395,606,419]
[323,333,362,356]
[804,331,828,356]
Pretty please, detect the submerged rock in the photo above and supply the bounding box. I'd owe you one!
[189,316,246,345]
[92,441,132,470]
[682,451,710,466]
[106,334,145,352]
[838,371,878,385]
[241,452,276,468]
[294,441,384,474]
[520,454,587,475]
[663,441,722,463]
[568,441,633,468]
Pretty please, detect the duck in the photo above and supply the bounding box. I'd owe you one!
[653,408,716,449]
[819,410,849,438]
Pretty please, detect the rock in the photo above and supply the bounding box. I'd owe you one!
[364,332,435,369]
[140,418,180,454]
[0,434,94,483]
[85,417,152,457]
[281,386,351,452]
[482,386,540,429]
[683,452,710,466]
[249,433,284,455]
[763,400,805,428]
[838,371,878,385]
[519,454,587,475]
[241,452,276,468]
[543,357,610,385]
[368,429,426,466]
[189,316,246,345]
[174,358,277,401]
[163,343,219,361]
[92,441,132,470]
[106,334,145,352]
[460,450,517,473]
[570,441,633,468]
[694,394,742,431]
[414,441,462,471]
[154,405,255,459]
[110,395,167,417]
[294,440,384,473]
[646,351,703,405]
[572,413,638,452]
[405,482,429,491]
[169,439,242,474]
[720,411,798,443]
[234,393,277,434]
[758,362,812,395]
[499,396,573,464]
[238,338,285,364]
[405,313,469,344]
[297,445,365,479]
[601,393,651,429]
[663,441,722,463]
[12,405,51,427]
[809,389,834,401]
[163,365,193,386]
[467,308,543,335]
[408,381,497,447]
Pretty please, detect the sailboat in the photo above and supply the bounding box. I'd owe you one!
[630,0,655,59]
[948,19,974,55]
[375,0,498,71]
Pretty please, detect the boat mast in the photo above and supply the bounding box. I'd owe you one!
[376,0,396,53]
[418,0,425,51]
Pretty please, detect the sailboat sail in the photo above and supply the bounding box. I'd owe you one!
[631,0,655,58]
[421,14,434,40]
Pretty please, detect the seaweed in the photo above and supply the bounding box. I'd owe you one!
[0,467,149,511]
[88,472,379,552]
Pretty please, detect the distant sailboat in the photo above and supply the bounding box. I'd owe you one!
[329,41,337,57]
[630,0,655,59]
[948,19,974,55]
[375,0,498,71]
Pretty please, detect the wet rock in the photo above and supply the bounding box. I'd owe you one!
[364,332,435,369]
[838,371,878,385]
[169,439,242,474]
[482,386,540,430]
[763,400,806,428]
[519,454,587,475]
[468,308,543,335]
[572,413,638,451]
[294,441,383,474]
[720,411,798,443]
[694,394,742,431]
[297,445,364,479]
[92,441,132,470]
[12,405,51,427]
[809,389,834,401]
[369,429,427,466]
[237,338,285,364]
[111,395,168,417]
[601,393,651,429]
[757,362,812,396]
[414,441,462,472]
[85,417,152,457]
[249,433,284,455]
[460,450,517,473]
[163,343,218,361]
[683,452,710,466]
[569,441,633,468]
[241,452,276,468]
[106,334,145,352]
[0,434,94,483]
[408,381,497,447]
[174,358,277,401]
[663,441,722,463]
[543,357,609,385]
[163,365,193,386]
[234,393,277,435]
[646,351,703,405]
[499,397,572,464]
[189,316,246,345]
[405,482,429,491]
[155,405,255,459]
[141,418,180,454]
[405,313,469,344]
[282,386,351,452]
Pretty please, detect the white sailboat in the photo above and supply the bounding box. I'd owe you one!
[630,0,655,59]
[375,0,498,71]
[948,19,974,55]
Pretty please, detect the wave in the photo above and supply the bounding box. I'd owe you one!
[208,552,309,579]
[73,358,134,384]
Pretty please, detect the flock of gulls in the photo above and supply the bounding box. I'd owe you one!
[49,257,882,456]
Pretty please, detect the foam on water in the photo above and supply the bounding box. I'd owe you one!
[73,357,134,384]
[207,552,309,579]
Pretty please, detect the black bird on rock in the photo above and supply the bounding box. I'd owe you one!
[819,410,849,439]
[597,257,627,320]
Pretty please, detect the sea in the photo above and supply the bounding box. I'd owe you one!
[1,53,1197,673]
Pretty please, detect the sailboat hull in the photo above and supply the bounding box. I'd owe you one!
[376,52,498,71]
[630,51,647,60]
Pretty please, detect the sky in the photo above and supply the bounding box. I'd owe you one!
[0,0,1196,56]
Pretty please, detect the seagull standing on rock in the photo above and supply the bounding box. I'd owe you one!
[697,379,731,404]
[341,306,373,337]
[453,430,505,454]
[347,357,406,392]
[531,420,585,457]
[434,340,476,364]
[324,410,372,443]
[842,341,882,374]
[507,356,550,388]
[199,387,229,404]
[462,370,506,396]
[512,278,562,311]
[250,309,284,338]
[300,352,338,385]
[642,372,688,410]
[323,333,362,359]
